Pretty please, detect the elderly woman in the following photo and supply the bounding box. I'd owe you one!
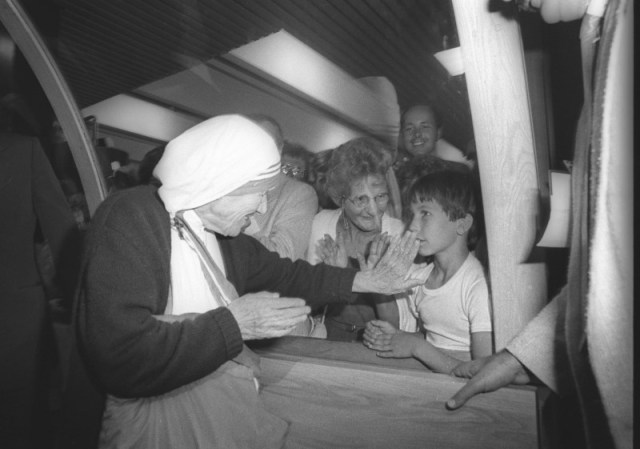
[307,137,413,342]
[76,115,423,448]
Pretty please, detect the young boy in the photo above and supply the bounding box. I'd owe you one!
[363,170,493,374]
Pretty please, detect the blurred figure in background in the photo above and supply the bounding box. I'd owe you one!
[137,144,166,186]
[244,115,318,261]
[308,148,337,211]
[0,129,80,449]
[281,140,312,183]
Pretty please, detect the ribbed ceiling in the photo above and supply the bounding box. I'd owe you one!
[49,0,473,148]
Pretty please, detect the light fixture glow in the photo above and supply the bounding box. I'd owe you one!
[434,47,465,77]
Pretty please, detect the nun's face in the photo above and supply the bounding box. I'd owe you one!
[194,191,268,236]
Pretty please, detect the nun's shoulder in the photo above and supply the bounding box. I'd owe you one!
[92,185,166,229]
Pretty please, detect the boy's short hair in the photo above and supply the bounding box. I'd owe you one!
[408,170,479,248]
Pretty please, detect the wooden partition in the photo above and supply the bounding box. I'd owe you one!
[251,337,552,449]
[450,0,548,348]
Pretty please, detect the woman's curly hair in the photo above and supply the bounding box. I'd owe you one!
[325,137,391,205]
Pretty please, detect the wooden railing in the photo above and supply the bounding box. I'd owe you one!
[251,337,553,449]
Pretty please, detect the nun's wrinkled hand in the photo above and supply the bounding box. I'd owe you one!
[352,231,427,295]
[227,292,311,340]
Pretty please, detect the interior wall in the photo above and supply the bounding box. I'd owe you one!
[82,57,382,163]
[135,59,375,153]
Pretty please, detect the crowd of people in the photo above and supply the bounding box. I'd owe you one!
[7,1,632,444]
[76,114,432,447]
[98,107,484,348]
[62,107,494,447]
[1,0,631,447]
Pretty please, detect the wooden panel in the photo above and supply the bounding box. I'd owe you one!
[253,338,542,449]
[451,0,548,348]
[250,336,429,371]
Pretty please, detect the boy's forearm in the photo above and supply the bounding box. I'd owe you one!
[374,297,400,328]
[413,341,461,374]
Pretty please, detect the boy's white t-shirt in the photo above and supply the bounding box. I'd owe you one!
[397,253,492,353]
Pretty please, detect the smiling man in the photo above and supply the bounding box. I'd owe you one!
[400,105,441,158]
[395,104,471,174]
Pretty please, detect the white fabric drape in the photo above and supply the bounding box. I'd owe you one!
[154,114,281,215]
[167,210,229,314]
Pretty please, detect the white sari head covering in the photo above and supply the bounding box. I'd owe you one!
[154,114,281,215]
[152,114,281,315]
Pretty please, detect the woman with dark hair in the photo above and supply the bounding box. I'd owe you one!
[306,137,414,341]
[281,140,312,182]
[307,148,336,211]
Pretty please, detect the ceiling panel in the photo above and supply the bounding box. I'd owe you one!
[47,0,473,148]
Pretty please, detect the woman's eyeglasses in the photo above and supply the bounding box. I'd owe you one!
[344,193,390,209]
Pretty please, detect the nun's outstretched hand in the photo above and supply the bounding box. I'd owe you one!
[352,231,428,295]
[227,292,311,340]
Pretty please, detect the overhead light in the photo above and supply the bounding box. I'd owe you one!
[434,47,465,77]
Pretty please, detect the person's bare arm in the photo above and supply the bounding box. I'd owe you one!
[470,331,493,359]
[364,323,468,374]
[373,297,400,328]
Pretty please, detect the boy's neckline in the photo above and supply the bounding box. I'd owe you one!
[425,252,470,289]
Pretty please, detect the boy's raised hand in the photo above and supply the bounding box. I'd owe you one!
[352,231,427,295]
[357,232,390,271]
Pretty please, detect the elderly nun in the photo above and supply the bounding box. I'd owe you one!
[76,115,424,448]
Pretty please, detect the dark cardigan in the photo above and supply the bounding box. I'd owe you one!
[76,185,357,398]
